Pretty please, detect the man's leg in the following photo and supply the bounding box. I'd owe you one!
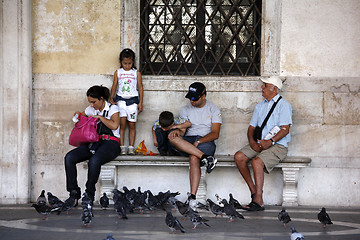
[251,157,265,206]
[169,136,204,159]
[189,155,201,195]
[234,151,256,197]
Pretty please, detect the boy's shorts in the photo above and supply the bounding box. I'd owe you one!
[117,100,138,122]
[177,135,216,157]
[240,144,288,173]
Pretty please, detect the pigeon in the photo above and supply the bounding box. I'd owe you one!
[318,207,333,228]
[278,207,291,227]
[47,192,64,208]
[145,190,162,210]
[81,193,94,216]
[215,193,224,207]
[81,206,92,226]
[167,196,179,212]
[165,211,185,233]
[37,190,47,205]
[31,203,59,219]
[134,188,147,213]
[187,207,210,229]
[60,190,78,214]
[222,199,244,222]
[113,193,128,219]
[186,192,209,211]
[229,193,243,209]
[100,192,110,209]
[104,232,116,240]
[175,200,190,220]
[207,198,224,217]
[290,226,304,240]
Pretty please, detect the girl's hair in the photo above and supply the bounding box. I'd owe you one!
[86,85,110,101]
[119,48,136,69]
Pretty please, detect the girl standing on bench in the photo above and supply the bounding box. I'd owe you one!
[110,48,144,155]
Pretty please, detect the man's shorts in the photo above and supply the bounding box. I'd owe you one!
[117,100,138,122]
[240,144,288,173]
[177,135,216,157]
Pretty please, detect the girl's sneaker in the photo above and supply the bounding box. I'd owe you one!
[127,146,135,155]
[120,146,127,155]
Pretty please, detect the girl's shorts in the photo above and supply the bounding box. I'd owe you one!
[117,101,138,122]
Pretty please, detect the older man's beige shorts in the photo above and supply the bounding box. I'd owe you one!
[240,144,288,173]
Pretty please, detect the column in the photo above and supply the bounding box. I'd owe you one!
[0,0,32,203]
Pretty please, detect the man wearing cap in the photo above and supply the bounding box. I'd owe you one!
[234,76,292,211]
[168,82,222,210]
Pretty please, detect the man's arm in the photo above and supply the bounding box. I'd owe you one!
[248,125,262,152]
[171,120,191,136]
[193,122,221,147]
[258,124,290,150]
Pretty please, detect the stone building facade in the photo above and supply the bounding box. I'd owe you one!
[0,0,359,206]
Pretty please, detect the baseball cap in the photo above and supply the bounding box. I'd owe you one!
[185,82,206,100]
[261,76,283,90]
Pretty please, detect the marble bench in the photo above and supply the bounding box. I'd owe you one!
[99,155,311,206]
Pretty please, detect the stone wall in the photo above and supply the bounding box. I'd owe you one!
[1,0,359,205]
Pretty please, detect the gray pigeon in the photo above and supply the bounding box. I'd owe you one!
[47,192,64,208]
[113,192,128,219]
[186,192,209,211]
[31,203,59,219]
[278,207,291,227]
[207,198,224,217]
[81,206,92,226]
[222,199,244,222]
[134,187,147,213]
[165,211,185,233]
[104,232,116,240]
[175,200,190,220]
[187,207,210,229]
[100,192,109,209]
[60,190,78,214]
[290,226,304,240]
[229,193,242,209]
[37,190,47,205]
[215,193,224,207]
[81,193,94,216]
[317,207,333,228]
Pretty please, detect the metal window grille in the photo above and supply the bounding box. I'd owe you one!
[140,0,262,76]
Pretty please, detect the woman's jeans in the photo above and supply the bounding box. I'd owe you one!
[64,140,120,200]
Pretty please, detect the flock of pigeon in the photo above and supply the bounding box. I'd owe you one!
[32,187,334,240]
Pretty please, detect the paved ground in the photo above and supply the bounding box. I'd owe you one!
[1,204,360,240]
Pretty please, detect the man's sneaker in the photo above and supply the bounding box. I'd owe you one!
[205,155,217,174]
[128,146,135,155]
[120,146,127,155]
[189,199,209,211]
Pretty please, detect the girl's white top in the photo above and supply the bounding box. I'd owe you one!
[116,68,138,98]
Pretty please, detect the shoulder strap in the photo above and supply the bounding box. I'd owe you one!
[260,96,282,130]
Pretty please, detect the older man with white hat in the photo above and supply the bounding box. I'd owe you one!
[234,76,293,211]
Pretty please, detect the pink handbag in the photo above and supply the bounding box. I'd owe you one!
[69,115,99,147]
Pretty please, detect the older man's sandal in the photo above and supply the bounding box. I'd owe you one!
[245,201,265,211]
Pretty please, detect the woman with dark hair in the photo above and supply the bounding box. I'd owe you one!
[64,85,120,205]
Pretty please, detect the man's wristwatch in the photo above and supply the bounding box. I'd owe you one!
[270,138,275,145]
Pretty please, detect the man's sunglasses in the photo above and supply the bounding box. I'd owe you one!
[190,95,202,101]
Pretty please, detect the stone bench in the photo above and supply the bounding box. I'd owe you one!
[99,155,311,206]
